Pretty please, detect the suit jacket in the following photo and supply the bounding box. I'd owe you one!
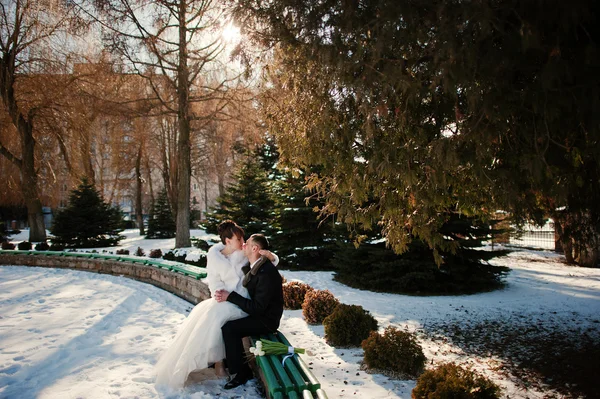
[226,259,284,332]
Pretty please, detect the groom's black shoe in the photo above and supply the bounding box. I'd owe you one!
[224,372,251,390]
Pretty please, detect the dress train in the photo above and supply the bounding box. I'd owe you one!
[154,298,247,388]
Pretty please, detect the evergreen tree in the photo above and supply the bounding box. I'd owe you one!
[146,190,176,238]
[51,179,124,248]
[203,149,276,237]
[236,1,600,265]
[272,170,336,270]
[332,212,510,295]
[0,222,6,243]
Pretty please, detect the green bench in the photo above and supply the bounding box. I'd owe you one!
[0,250,207,279]
[250,332,327,399]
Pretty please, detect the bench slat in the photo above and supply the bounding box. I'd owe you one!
[302,390,315,399]
[266,353,295,393]
[267,333,309,393]
[275,333,321,392]
[253,332,328,399]
[315,389,328,399]
[250,337,285,398]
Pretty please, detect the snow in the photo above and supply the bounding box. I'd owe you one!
[1,230,600,398]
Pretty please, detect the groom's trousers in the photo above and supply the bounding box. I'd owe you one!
[222,316,273,377]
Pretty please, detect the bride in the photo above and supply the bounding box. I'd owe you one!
[154,220,279,389]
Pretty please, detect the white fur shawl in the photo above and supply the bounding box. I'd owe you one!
[206,243,249,298]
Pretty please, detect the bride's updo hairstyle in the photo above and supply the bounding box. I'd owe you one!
[217,220,245,244]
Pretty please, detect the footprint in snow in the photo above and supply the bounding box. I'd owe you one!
[0,364,21,375]
[132,376,154,383]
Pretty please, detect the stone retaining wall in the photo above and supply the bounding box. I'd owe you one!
[0,254,211,305]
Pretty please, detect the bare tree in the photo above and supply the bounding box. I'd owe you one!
[192,90,261,199]
[0,0,87,241]
[78,0,245,247]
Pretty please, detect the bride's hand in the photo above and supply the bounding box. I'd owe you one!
[259,249,275,262]
[214,289,230,302]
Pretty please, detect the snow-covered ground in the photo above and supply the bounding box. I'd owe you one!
[1,230,599,398]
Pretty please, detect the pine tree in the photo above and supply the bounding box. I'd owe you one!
[236,1,600,265]
[203,150,276,237]
[51,178,124,248]
[0,222,7,243]
[146,190,176,238]
[272,170,336,269]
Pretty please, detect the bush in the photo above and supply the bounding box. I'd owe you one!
[2,242,15,250]
[283,281,314,309]
[17,241,32,250]
[49,243,65,251]
[163,250,185,262]
[162,250,207,267]
[302,289,340,324]
[134,247,145,257]
[149,249,163,258]
[362,326,426,378]
[116,249,130,255]
[35,242,50,251]
[412,363,501,399]
[324,304,378,347]
[192,239,211,251]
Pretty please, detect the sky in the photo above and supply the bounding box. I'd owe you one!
[1,229,599,398]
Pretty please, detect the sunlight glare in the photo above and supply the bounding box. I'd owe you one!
[222,23,241,44]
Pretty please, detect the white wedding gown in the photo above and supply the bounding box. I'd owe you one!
[154,244,251,389]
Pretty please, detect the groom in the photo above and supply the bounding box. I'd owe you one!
[214,233,284,389]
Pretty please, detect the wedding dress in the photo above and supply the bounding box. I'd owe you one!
[154,243,252,389]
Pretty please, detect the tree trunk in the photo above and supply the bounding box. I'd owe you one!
[80,126,96,185]
[554,213,575,264]
[145,155,154,205]
[175,0,191,248]
[574,231,600,268]
[0,45,46,242]
[21,125,46,242]
[577,246,599,268]
[135,142,144,235]
[562,238,575,264]
[217,173,225,197]
[204,179,208,215]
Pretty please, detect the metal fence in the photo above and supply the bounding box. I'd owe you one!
[508,220,556,250]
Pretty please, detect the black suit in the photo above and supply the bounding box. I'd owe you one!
[222,259,283,377]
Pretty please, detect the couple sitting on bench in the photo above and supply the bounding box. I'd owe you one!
[154,220,284,391]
